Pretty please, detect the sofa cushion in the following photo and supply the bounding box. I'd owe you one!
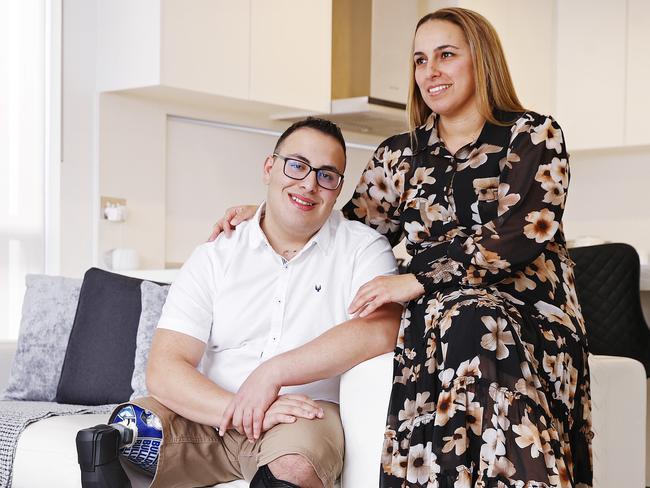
[130,281,170,400]
[2,275,82,401]
[56,268,146,405]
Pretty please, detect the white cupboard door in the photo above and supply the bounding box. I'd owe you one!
[460,0,555,117]
[626,0,650,146]
[250,0,333,113]
[97,0,162,92]
[556,0,626,150]
[161,0,251,99]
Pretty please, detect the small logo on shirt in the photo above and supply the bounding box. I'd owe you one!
[315,284,322,292]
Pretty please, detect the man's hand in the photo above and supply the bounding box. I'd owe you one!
[218,363,323,441]
[261,394,324,433]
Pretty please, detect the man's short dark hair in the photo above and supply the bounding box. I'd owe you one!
[274,117,346,163]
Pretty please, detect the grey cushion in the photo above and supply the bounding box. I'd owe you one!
[2,275,82,401]
[130,281,170,400]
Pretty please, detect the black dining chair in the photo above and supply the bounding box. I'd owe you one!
[568,243,650,377]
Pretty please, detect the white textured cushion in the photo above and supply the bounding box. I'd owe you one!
[589,355,646,488]
[11,414,333,488]
[339,352,393,488]
[11,354,644,488]
[13,414,107,488]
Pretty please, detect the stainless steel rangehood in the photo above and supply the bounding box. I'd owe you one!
[274,0,421,136]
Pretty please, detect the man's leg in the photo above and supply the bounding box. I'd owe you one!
[109,397,243,488]
[242,401,344,488]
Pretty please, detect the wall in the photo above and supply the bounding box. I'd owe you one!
[96,89,384,270]
[165,116,377,265]
[564,145,650,264]
[59,0,98,277]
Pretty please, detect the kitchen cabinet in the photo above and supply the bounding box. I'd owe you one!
[249,0,333,112]
[626,0,650,146]
[556,0,627,150]
[97,0,650,146]
[459,0,555,116]
[98,0,250,99]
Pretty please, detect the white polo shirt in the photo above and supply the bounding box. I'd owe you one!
[158,205,397,404]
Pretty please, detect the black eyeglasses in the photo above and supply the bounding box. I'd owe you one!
[273,153,344,190]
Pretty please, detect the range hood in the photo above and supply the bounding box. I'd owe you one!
[274,0,418,137]
[275,97,407,136]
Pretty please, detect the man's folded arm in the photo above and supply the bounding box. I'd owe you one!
[146,328,234,427]
[264,302,402,387]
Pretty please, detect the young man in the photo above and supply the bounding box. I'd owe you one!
[114,118,401,488]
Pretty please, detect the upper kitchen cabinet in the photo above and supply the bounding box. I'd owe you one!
[370,0,418,105]
[457,0,555,116]
[249,0,334,113]
[626,0,650,146]
[556,0,627,150]
[97,0,250,100]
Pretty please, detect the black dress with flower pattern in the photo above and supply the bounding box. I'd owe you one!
[342,111,593,488]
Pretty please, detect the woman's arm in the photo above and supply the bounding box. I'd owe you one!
[411,113,570,295]
[208,205,258,241]
[341,137,409,247]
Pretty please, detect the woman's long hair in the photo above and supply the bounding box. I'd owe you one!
[407,8,526,133]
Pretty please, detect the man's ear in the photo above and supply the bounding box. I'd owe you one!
[262,155,274,185]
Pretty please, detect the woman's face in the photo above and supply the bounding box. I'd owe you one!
[413,19,478,120]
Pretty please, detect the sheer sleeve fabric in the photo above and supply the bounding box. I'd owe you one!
[412,113,570,294]
[341,137,410,247]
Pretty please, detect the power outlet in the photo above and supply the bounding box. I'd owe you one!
[100,196,127,219]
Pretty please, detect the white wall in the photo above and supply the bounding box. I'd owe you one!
[96,91,381,270]
[564,145,650,264]
[59,0,98,277]
[165,117,376,264]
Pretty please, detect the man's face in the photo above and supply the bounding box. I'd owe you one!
[263,127,345,240]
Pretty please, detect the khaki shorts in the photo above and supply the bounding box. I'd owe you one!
[112,397,344,488]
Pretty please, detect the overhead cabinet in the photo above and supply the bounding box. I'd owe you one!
[98,0,375,113]
[98,0,251,99]
[98,0,650,147]
[556,0,627,150]
[626,0,650,146]
[431,0,650,149]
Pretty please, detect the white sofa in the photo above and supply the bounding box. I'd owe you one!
[0,340,647,488]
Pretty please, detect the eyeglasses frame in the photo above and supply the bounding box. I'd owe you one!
[272,153,344,191]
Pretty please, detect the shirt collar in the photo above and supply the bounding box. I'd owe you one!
[247,202,335,256]
[415,110,521,153]
[247,203,270,250]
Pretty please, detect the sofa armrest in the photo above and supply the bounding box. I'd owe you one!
[589,354,646,488]
[0,341,17,392]
[339,352,393,488]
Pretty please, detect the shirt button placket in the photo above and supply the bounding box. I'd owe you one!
[269,262,289,354]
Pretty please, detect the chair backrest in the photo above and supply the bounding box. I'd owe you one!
[568,243,650,376]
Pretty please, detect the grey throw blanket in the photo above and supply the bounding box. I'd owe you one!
[0,401,115,488]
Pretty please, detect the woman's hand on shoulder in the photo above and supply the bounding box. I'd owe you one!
[348,273,424,318]
[208,205,258,241]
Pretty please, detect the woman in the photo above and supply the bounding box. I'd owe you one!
[212,8,592,487]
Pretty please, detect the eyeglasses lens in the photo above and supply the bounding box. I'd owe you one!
[283,158,340,190]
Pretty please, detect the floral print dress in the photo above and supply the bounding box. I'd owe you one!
[342,111,593,488]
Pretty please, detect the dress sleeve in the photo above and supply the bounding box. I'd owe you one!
[341,137,407,247]
[411,113,570,294]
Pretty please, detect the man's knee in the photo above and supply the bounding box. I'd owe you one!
[266,454,323,488]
